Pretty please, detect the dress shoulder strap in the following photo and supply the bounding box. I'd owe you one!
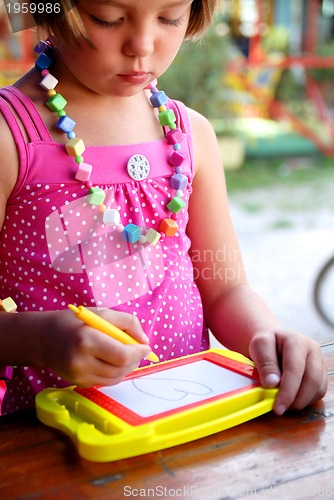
[168,99,194,175]
[0,89,28,168]
[0,86,52,142]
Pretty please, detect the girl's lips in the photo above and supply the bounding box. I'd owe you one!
[118,72,151,85]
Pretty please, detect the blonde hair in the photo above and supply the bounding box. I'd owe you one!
[32,0,220,46]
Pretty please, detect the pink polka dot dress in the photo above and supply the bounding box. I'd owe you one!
[0,86,209,414]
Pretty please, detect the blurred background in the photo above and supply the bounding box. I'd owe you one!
[1,0,334,344]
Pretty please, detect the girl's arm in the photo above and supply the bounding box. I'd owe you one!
[0,114,150,387]
[187,109,328,415]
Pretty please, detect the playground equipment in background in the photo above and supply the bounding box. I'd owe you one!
[0,14,34,86]
[224,0,334,157]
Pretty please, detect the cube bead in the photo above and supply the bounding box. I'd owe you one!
[150,91,168,108]
[88,187,105,205]
[103,208,121,227]
[159,218,178,236]
[123,224,141,243]
[167,196,186,213]
[0,297,17,313]
[57,115,76,133]
[66,138,85,156]
[75,162,92,182]
[165,128,184,145]
[40,73,58,91]
[46,93,67,112]
[145,228,161,246]
[158,109,176,127]
[168,150,185,167]
[170,173,187,191]
[35,52,52,71]
[34,40,49,54]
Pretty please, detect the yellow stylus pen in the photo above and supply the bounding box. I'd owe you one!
[68,304,159,363]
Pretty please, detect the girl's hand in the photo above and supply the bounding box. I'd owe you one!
[249,330,328,415]
[38,309,152,387]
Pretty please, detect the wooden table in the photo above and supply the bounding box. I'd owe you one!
[1,343,334,500]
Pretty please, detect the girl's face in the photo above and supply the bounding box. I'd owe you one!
[57,0,193,97]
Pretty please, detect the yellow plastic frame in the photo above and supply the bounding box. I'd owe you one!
[35,349,278,462]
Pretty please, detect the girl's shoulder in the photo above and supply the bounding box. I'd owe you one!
[186,105,216,135]
[184,106,220,175]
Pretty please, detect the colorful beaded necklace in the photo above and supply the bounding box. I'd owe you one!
[34,39,188,247]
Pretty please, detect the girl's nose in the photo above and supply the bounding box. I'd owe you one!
[123,24,155,58]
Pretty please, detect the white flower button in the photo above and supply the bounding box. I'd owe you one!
[127,154,150,181]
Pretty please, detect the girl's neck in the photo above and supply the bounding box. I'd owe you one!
[17,50,164,146]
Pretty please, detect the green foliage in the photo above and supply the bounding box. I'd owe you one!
[261,26,289,54]
[225,155,334,194]
[275,68,306,102]
[309,40,334,82]
[159,19,230,119]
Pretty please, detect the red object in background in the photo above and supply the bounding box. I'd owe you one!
[0,381,6,414]
[232,0,334,156]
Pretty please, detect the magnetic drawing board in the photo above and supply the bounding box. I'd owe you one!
[35,349,278,462]
[98,360,253,417]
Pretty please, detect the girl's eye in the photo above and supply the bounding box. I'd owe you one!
[159,17,183,27]
[90,15,183,29]
[91,16,123,28]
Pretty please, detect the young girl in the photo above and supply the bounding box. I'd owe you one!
[0,0,327,416]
